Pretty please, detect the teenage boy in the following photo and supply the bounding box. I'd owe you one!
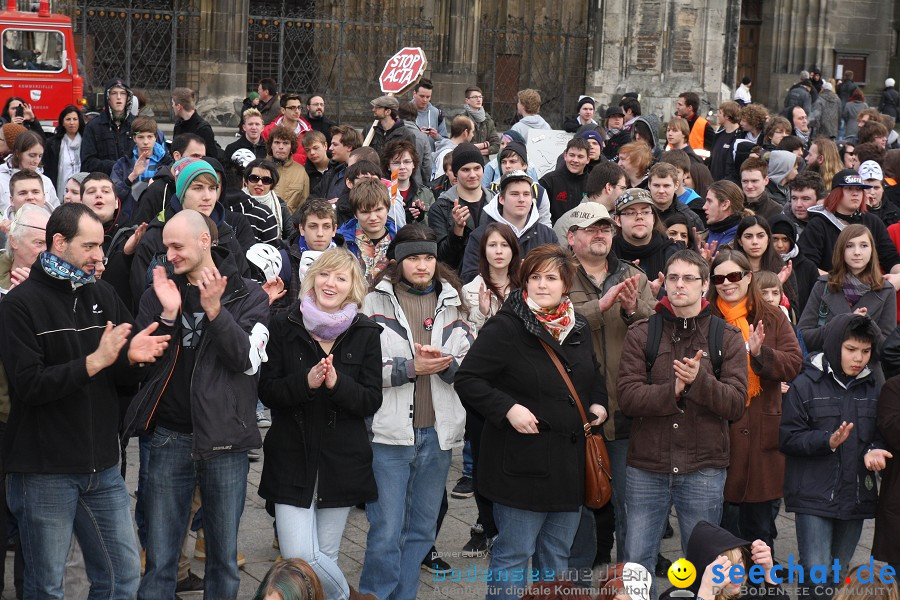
[336,178,397,287]
[740,157,782,221]
[428,143,493,270]
[539,137,591,224]
[647,162,705,233]
[554,161,628,247]
[780,314,889,600]
[301,131,330,195]
[486,140,549,225]
[112,116,172,217]
[460,170,557,282]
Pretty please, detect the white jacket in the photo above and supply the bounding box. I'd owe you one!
[362,277,471,450]
[0,158,58,216]
[462,274,505,334]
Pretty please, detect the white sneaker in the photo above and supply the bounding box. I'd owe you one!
[256,411,272,428]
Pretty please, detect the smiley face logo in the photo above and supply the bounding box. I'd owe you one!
[668,558,696,588]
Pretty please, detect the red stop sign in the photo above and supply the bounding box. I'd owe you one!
[379,47,428,95]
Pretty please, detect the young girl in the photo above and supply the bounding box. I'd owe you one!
[733,215,798,320]
[463,222,521,333]
[798,223,896,382]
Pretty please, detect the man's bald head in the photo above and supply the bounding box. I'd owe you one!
[163,209,213,276]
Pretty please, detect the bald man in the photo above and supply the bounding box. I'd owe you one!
[125,208,269,599]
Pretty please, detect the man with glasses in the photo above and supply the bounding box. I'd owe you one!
[617,248,748,592]
[611,188,677,295]
[565,202,653,568]
[262,93,313,165]
[304,95,336,146]
[460,86,499,157]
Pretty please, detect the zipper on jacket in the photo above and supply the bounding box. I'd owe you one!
[144,343,181,431]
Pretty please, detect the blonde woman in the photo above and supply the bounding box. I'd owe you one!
[259,248,382,600]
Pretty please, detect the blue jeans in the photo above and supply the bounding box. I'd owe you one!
[6,465,140,600]
[360,427,452,600]
[722,500,780,555]
[462,439,473,479]
[606,438,629,562]
[624,466,726,591]
[795,514,864,600]
[568,506,596,577]
[138,427,249,600]
[488,503,581,600]
[134,434,151,548]
[274,479,352,600]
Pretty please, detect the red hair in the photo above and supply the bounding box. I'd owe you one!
[823,186,867,214]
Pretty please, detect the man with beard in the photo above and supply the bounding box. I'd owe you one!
[612,188,677,295]
[566,202,653,566]
[304,95,336,145]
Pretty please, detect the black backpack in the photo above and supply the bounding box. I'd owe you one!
[643,312,726,383]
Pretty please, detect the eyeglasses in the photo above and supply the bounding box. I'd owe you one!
[711,270,749,285]
[619,209,653,219]
[579,225,614,236]
[467,95,483,100]
[248,174,274,185]
[389,160,415,167]
[665,274,703,284]
[285,105,302,111]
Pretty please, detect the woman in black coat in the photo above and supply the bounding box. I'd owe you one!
[455,244,608,600]
[258,248,382,600]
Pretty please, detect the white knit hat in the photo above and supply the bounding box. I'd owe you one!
[887,78,896,88]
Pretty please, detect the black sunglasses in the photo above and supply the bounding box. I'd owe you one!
[711,270,749,285]
[248,174,274,185]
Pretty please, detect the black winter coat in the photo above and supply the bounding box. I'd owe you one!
[81,110,134,174]
[780,351,882,520]
[124,247,269,460]
[258,305,382,509]
[873,375,900,562]
[455,292,608,512]
[0,266,140,473]
[539,166,587,224]
[174,112,219,161]
[799,209,900,273]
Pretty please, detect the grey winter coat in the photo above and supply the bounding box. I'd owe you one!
[809,90,841,139]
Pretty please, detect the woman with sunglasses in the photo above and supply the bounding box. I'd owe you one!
[798,223,896,382]
[707,249,802,551]
[238,157,291,242]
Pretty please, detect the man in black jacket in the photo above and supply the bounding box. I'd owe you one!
[0,203,168,599]
[81,78,135,174]
[172,87,219,161]
[539,137,590,224]
[126,209,268,599]
[305,94,337,145]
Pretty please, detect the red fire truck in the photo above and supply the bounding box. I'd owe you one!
[0,0,84,124]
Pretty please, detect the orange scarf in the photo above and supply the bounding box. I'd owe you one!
[716,297,762,405]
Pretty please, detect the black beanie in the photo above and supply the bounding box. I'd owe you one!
[576,96,595,111]
[452,143,484,175]
[502,140,528,164]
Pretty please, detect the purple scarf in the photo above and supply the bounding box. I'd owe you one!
[300,293,358,341]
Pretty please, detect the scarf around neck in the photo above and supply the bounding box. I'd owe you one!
[716,296,762,404]
[356,224,391,286]
[464,105,486,123]
[40,252,95,288]
[300,292,357,341]
[244,187,284,233]
[523,290,576,342]
[842,273,871,307]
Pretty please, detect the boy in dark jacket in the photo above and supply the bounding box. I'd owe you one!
[539,137,590,224]
[780,314,890,600]
[81,79,135,174]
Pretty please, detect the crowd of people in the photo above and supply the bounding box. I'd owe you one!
[0,68,898,600]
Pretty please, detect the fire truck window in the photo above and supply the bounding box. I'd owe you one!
[2,29,64,72]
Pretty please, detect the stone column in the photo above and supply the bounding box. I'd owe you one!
[431,0,481,107]
[193,0,250,123]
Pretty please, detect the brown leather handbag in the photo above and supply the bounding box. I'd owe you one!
[540,339,613,508]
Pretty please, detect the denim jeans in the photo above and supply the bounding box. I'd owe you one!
[274,480,352,600]
[138,427,249,600]
[6,465,140,600]
[134,434,151,548]
[624,466,726,589]
[606,438,629,562]
[795,514,864,600]
[569,506,596,576]
[462,439,473,479]
[359,427,452,600]
[487,503,581,600]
